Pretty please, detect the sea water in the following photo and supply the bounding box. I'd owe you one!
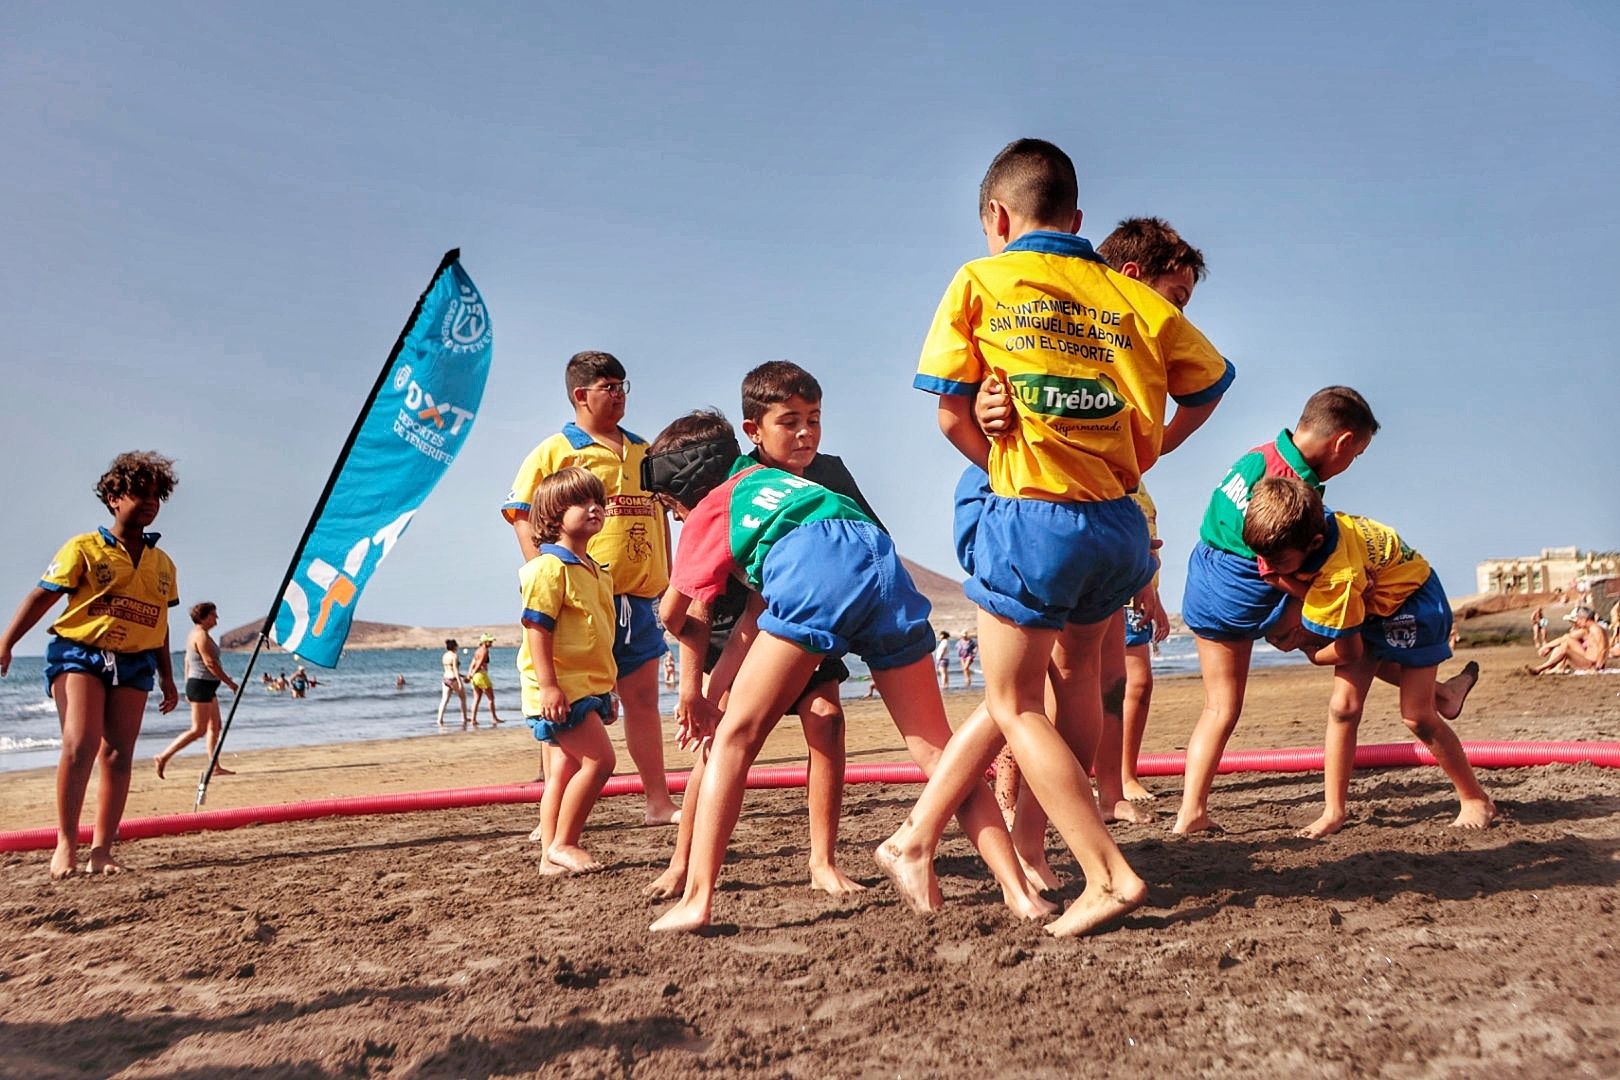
[0,637,1300,774]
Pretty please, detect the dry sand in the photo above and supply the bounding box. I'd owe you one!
[2,644,1617,1076]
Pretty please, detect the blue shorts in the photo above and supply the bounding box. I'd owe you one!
[612,594,667,678]
[1181,541,1289,641]
[952,465,992,577]
[527,693,615,745]
[42,636,158,696]
[1124,606,1153,648]
[758,519,935,671]
[966,493,1153,630]
[1362,573,1453,668]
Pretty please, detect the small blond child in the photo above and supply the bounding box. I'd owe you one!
[1243,475,1495,838]
[518,467,620,874]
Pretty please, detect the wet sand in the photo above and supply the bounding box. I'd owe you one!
[2,644,1617,1076]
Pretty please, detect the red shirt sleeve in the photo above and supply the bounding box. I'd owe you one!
[668,492,738,605]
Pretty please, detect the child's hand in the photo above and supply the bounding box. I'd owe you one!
[537,685,567,722]
[974,371,1019,437]
[158,677,179,714]
[675,693,721,751]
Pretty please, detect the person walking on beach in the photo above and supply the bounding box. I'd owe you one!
[468,633,503,725]
[1531,605,1548,649]
[437,639,473,729]
[0,451,182,879]
[934,630,953,689]
[955,632,977,689]
[155,602,238,779]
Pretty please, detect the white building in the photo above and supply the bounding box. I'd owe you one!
[1475,548,1620,595]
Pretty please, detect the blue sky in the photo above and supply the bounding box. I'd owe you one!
[3,1,1616,656]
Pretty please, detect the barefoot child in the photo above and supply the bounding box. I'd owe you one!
[648,361,882,901]
[519,467,620,873]
[504,351,678,825]
[1242,476,1496,836]
[0,451,181,878]
[643,410,1047,932]
[886,140,1235,937]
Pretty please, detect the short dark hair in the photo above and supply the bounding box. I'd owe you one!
[445,639,458,651]
[1242,476,1326,560]
[741,361,822,422]
[95,451,178,510]
[529,466,608,545]
[978,139,1078,225]
[189,602,216,625]
[1298,386,1380,440]
[1097,217,1207,283]
[645,409,741,507]
[564,350,627,400]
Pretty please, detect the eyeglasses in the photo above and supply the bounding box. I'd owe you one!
[586,381,630,397]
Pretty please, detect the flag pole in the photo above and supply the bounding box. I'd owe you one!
[194,248,463,810]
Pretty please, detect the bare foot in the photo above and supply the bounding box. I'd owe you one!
[210,765,236,777]
[1122,779,1156,802]
[1044,875,1148,938]
[1451,798,1497,830]
[87,848,128,875]
[153,754,168,780]
[537,856,568,877]
[643,802,681,827]
[808,863,866,896]
[1437,660,1480,721]
[643,865,686,899]
[1172,810,1220,836]
[649,896,711,933]
[546,844,602,873]
[1003,881,1059,920]
[1298,812,1346,839]
[1016,849,1061,892]
[50,840,78,880]
[874,837,941,914]
[527,822,546,842]
[1104,799,1155,825]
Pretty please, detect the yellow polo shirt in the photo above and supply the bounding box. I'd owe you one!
[1300,513,1432,638]
[915,231,1234,503]
[516,544,616,711]
[503,422,669,598]
[40,528,179,653]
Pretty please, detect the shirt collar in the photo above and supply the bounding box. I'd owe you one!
[539,543,585,565]
[1274,429,1323,489]
[563,422,645,450]
[728,456,763,478]
[98,527,160,549]
[1002,231,1107,264]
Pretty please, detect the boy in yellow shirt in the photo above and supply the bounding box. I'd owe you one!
[504,351,678,825]
[886,139,1234,936]
[0,452,182,878]
[1242,476,1495,838]
[519,467,620,873]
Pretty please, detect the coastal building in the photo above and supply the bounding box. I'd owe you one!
[1475,548,1620,596]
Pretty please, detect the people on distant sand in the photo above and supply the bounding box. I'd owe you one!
[0,450,182,879]
[1531,605,1548,649]
[934,630,953,689]
[437,638,473,729]
[467,633,503,725]
[955,632,977,689]
[1528,607,1610,675]
[662,650,677,688]
[155,602,239,780]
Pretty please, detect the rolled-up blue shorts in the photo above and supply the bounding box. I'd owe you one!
[612,594,667,678]
[1362,572,1453,668]
[952,465,992,577]
[1124,606,1153,648]
[757,519,935,671]
[42,636,158,696]
[967,493,1154,630]
[527,693,615,745]
[1181,541,1289,641]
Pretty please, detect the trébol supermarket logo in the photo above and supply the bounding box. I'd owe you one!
[1006,372,1126,420]
[441,283,491,353]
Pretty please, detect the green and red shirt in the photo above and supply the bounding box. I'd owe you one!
[1198,429,1324,558]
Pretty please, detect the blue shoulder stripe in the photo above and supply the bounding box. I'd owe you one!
[1302,615,1356,639]
[914,373,978,397]
[522,609,557,632]
[1172,358,1237,407]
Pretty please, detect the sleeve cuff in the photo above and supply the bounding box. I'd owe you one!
[1301,616,1356,639]
[37,580,70,593]
[913,374,978,397]
[521,609,556,632]
[1171,358,1237,407]
[501,501,531,524]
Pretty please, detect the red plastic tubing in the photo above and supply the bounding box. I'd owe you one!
[2,740,1615,853]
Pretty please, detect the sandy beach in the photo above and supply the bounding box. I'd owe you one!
[2,643,1617,1076]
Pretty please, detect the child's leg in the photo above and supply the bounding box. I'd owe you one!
[1089,613,1150,824]
[51,673,107,878]
[617,659,679,824]
[1396,666,1496,829]
[1375,660,1478,720]
[650,633,818,932]
[1300,658,1376,839]
[533,744,576,871]
[89,686,147,874]
[644,747,705,898]
[980,613,1145,937]
[1008,671,1063,890]
[797,684,861,895]
[871,655,1051,919]
[1174,636,1255,835]
[1121,643,1155,801]
[991,737,1019,825]
[548,717,617,872]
